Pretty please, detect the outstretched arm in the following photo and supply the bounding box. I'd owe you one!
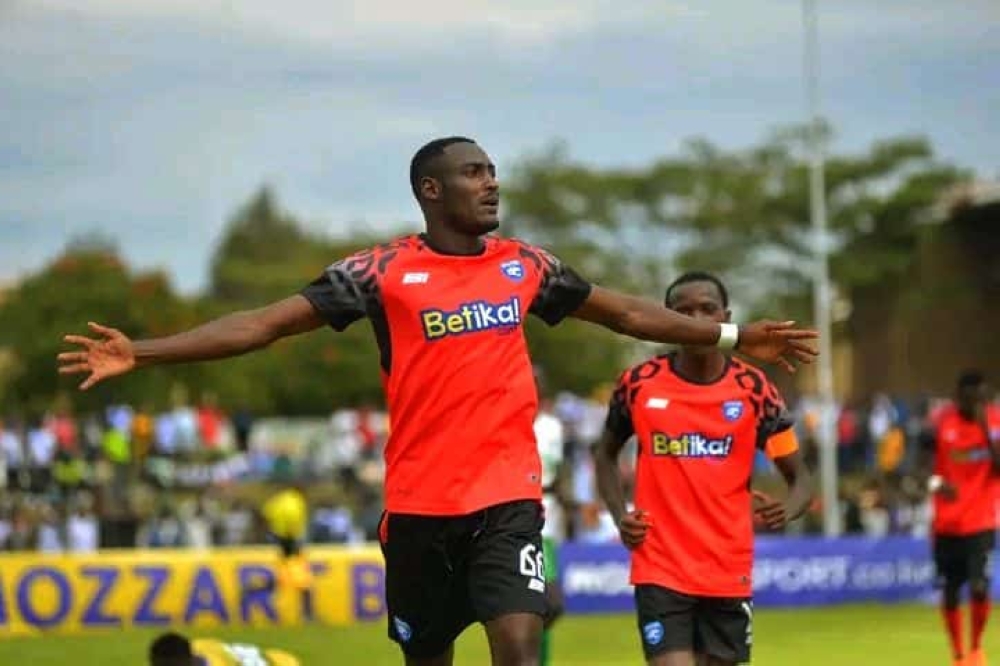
[573,286,722,344]
[58,295,324,390]
[572,286,818,372]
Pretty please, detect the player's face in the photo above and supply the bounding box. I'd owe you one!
[437,142,500,234]
[957,382,988,417]
[668,281,731,354]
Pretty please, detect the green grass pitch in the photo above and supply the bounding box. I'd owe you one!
[0,603,975,664]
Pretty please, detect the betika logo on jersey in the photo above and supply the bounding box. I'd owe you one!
[421,296,522,340]
[950,446,993,464]
[651,431,734,458]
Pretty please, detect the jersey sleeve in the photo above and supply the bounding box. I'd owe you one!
[932,419,949,476]
[191,639,236,666]
[756,378,798,458]
[524,245,593,326]
[604,371,636,444]
[299,251,375,331]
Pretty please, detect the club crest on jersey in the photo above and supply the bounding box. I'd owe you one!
[651,431,734,458]
[500,260,525,282]
[723,400,744,422]
[393,617,413,643]
[421,296,522,340]
[642,621,665,646]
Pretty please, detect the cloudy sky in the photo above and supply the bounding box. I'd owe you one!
[2,0,997,294]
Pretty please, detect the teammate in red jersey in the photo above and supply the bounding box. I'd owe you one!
[928,370,1000,666]
[58,138,817,666]
[594,272,813,666]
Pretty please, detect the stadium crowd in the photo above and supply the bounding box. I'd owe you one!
[0,388,972,552]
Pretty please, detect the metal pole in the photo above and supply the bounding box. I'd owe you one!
[803,0,840,536]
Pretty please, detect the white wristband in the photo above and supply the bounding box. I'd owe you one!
[927,475,944,493]
[717,322,740,350]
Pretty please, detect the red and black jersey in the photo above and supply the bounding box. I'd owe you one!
[605,353,799,597]
[932,404,1000,536]
[301,234,591,515]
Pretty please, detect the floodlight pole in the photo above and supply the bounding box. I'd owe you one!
[803,0,840,536]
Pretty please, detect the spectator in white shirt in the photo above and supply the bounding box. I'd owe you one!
[66,499,99,553]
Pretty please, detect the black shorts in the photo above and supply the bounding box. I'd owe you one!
[635,585,753,664]
[933,530,997,588]
[378,499,548,658]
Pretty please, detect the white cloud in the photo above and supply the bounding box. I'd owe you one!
[20,0,692,50]
[14,0,998,54]
[1,0,997,294]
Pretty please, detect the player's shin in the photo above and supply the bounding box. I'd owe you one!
[941,602,965,661]
[970,588,991,653]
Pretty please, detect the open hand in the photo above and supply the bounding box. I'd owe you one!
[58,322,135,390]
[737,321,818,373]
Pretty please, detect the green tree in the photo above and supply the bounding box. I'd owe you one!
[0,247,200,415]
[204,187,393,412]
[209,186,335,306]
[504,127,965,323]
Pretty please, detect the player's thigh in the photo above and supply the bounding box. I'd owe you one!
[934,534,970,590]
[380,512,474,660]
[648,651,697,666]
[405,645,455,666]
[484,612,544,665]
[694,597,752,665]
[467,500,549,624]
[635,585,698,662]
[966,530,997,593]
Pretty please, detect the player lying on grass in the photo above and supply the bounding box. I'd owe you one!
[149,631,299,666]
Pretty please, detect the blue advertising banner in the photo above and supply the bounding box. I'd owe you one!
[559,536,1000,614]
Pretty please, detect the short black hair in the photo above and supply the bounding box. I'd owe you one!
[409,136,475,200]
[150,632,194,666]
[957,369,986,390]
[664,271,729,308]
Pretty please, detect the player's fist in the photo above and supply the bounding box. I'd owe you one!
[737,320,818,373]
[617,509,652,550]
[928,475,958,502]
[752,490,788,531]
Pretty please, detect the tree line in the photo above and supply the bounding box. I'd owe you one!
[0,124,964,416]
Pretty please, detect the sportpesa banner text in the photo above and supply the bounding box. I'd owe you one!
[0,547,386,637]
[559,536,1000,613]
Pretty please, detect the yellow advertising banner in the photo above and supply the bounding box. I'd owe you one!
[0,546,387,637]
